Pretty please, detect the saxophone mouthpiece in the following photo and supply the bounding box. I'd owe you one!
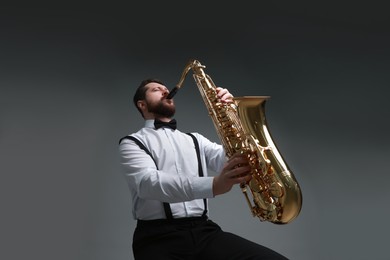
[166,87,179,99]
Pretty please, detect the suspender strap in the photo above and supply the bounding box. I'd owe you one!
[119,136,173,219]
[119,136,157,166]
[186,133,208,217]
[119,133,208,219]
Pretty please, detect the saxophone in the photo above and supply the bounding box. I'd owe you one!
[167,59,302,224]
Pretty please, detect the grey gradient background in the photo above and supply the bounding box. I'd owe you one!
[1,2,389,260]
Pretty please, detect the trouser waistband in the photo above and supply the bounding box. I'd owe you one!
[137,215,208,227]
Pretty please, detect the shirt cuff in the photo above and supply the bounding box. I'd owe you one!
[192,177,214,199]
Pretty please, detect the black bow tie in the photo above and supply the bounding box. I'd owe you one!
[154,119,177,130]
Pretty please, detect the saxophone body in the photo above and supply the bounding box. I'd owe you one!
[170,59,302,224]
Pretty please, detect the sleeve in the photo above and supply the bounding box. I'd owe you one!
[119,138,214,203]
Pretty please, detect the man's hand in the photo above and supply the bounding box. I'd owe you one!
[213,153,252,196]
[216,87,234,103]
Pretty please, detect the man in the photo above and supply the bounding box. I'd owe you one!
[119,78,288,259]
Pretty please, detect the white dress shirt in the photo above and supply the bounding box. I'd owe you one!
[119,119,227,220]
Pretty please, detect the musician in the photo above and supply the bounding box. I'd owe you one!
[118,78,288,259]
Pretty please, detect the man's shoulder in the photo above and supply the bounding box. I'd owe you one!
[184,132,215,145]
[118,128,144,145]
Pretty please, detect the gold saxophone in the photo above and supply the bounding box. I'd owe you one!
[167,59,302,224]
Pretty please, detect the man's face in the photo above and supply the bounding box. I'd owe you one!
[143,82,175,118]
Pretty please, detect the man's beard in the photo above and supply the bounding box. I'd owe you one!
[147,100,175,118]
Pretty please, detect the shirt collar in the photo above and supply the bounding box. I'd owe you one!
[144,119,155,129]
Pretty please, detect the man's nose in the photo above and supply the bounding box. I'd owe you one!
[162,89,169,97]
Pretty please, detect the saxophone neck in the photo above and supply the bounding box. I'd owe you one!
[177,59,205,87]
[167,59,205,99]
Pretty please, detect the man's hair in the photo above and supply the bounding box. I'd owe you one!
[133,78,165,118]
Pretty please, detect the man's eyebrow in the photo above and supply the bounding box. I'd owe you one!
[156,86,168,91]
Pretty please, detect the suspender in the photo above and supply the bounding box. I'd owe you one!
[187,133,208,217]
[119,133,208,219]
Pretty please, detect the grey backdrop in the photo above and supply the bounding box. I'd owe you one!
[1,2,389,260]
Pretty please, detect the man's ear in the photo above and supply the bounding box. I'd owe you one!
[137,100,146,111]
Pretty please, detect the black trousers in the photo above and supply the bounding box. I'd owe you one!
[132,217,289,260]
